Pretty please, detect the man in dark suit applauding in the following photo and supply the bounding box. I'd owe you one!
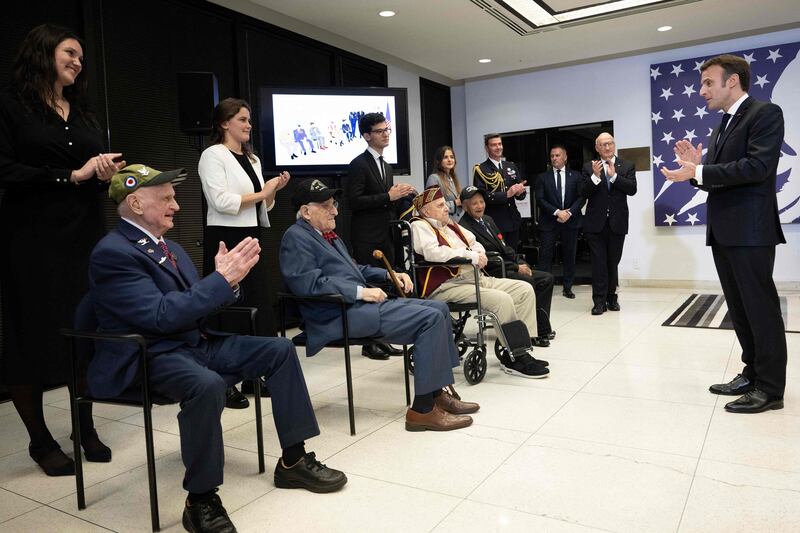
[472,134,527,251]
[90,165,346,533]
[661,54,787,414]
[345,112,415,359]
[535,145,585,299]
[580,133,637,315]
[459,186,554,345]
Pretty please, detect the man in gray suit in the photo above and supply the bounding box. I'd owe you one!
[280,179,479,431]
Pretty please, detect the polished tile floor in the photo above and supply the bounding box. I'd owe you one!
[1,286,798,532]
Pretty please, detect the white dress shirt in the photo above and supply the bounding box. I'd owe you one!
[591,155,617,186]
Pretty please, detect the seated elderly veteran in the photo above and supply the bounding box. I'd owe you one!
[458,186,555,344]
[410,186,549,378]
[89,165,346,533]
[279,178,479,432]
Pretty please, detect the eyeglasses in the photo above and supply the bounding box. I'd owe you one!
[311,200,338,211]
[370,127,392,135]
[598,141,615,147]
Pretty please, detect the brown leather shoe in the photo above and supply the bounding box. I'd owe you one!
[435,390,480,414]
[405,405,472,432]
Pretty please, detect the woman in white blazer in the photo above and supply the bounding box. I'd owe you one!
[199,98,289,406]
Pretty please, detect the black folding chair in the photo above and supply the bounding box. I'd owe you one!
[61,295,265,532]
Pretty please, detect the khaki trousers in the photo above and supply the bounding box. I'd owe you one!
[429,273,537,335]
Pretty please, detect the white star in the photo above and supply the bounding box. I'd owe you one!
[650,67,661,80]
[653,154,664,166]
[686,212,699,225]
[707,127,714,137]
[694,106,709,119]
[671,64,684,77]
[684,129,697,142]
[673,153,681,163]
[754,74,770,88]
[693,60,705,72]
[743,52,756,64]
[660,87,673,101]
[672,108,685,122]
[767,49,782,63]
[652,111,663,124]
[664,213,676,226]
[661,131,675,144]
[682,84,696,97]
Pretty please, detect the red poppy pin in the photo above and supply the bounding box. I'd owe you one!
[497,233,503,240]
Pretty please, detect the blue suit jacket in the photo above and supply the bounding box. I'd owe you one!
[535,167,584,230]
[87,220,236,398]
[279,219,389,356]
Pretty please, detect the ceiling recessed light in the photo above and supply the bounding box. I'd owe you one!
[378,10,395,17]
[478,58,492,64]
[657,25,673,32]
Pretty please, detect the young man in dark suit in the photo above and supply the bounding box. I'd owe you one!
[580,133,637,315]
[661,54,787,414]
[344,112,416,359]
[90,166,346,533]
[534,145,585,299]
[459,186,555,346]
[472,134,528,251]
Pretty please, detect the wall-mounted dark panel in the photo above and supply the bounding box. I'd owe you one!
[419,77,453,177]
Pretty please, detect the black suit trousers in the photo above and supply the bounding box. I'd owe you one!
[586,221,625,302]
[505,270,554,336]
[711,244,786,397]
[537,225,579,289]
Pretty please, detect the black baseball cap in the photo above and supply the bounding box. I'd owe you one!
[459,186,487,202]
[292,178,342,211]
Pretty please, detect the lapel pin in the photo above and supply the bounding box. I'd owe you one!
[137,237,149,245]
[158,256,167,264]
[147,248,154,254]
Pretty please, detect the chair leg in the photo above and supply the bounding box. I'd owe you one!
[71,398,86,510]
[253,379,265,474]
[142,403,160,532]
[344,344,355,436]
[403,346,411,406]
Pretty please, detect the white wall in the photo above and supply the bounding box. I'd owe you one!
[387,65,426,192]
[459,28,800,287]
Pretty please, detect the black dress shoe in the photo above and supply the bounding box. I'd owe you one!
[591,303,606,315]
[606,300,621,311]
[70,428,111,462]
[274,452,348,493]
[225,386,249,409]
[709,374,755,396]
[361,344,390,360]
[562,289,576,299]
[531,337,550,348]
[29,439,75,476]
[375,342,403,355]
[724,389,784,414]
[240,376,270,397]
[183,493,237,533]
[546,330,556,340]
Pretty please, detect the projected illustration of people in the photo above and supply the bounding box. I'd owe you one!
[293,124,315,155]
[309,122,326,150]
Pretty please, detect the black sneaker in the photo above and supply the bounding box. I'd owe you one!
[274,452,348,493]
[500,353,549,379]
[182,493,237,533]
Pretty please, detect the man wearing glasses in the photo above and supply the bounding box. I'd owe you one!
[344,112,416,359]
[580,132,637,315]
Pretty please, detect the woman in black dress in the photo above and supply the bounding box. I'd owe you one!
[0,24,126,476]
[198,98,289,406]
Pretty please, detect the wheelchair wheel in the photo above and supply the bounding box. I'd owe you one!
[407,345,415,375]
[463,348,487,385]
[493,338,510,361]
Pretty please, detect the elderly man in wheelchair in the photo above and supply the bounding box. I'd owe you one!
[409,186,550,381]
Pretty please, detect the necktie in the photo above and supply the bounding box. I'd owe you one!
[158,240,177,269]
[555,169,563,208]
[604,160,613,191]
[716,113,732,147]
[322,231,338,245]
[378,156,386,184]
[478,218,488,233]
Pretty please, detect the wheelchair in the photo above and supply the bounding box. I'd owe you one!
[389,219,534,385]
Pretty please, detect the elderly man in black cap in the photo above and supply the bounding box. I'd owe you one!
[459,186,556,343]
[89,165,346,533]
[280,178,479,432]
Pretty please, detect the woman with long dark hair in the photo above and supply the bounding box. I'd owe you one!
[0,24,125,476]
[425,145,463,222]
[198,97,289,406]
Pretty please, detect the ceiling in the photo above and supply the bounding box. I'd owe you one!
[241,0,800,82]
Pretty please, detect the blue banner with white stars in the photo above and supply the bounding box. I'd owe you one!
[650,41,800,226]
